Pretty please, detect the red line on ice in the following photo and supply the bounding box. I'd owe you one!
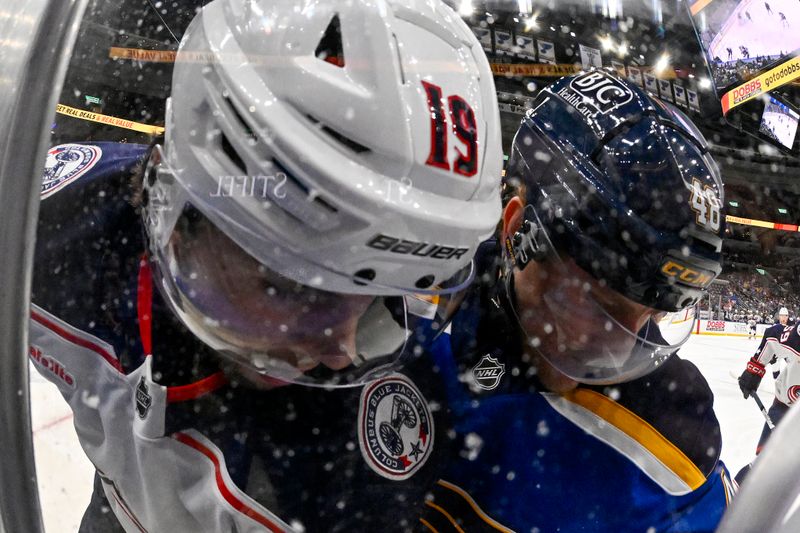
[33,412,73,435]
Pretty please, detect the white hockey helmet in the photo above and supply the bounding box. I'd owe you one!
[143,0,502,386]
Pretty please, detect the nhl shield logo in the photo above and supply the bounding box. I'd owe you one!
[41,144,102,199]
[472,354,506,390]
[136,377,152,419]
[358,374,433,481]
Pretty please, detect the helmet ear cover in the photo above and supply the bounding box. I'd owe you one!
[504,209,549,270]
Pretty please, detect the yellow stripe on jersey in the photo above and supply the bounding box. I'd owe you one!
[720,468,736,506]
[425,501,466,533]
[436,480,515,533]
[412,294,440,305]
[562,388,707,490]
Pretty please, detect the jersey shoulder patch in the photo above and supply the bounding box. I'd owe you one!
[357,373,434,481]
[41,143,103,199]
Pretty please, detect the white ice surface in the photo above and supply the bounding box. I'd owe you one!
[30,334,775,530]
[679,333,776,478]
[709,0,800,61]
[30,363,94,533]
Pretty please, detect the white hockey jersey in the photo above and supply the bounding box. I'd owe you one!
[754,322,800,405]
[30,305,293,532]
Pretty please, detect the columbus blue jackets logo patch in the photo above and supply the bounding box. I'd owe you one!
[41,144,102,199]
[136,377,152,419]
[472,354,505,390]
[358,374,433,480]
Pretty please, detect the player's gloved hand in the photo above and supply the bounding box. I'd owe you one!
[738,358,765,399]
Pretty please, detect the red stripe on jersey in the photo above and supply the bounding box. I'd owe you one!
[172,432,288,532]
[137,254,153,357]
[31,310,123,372]
[167,372,228,403]
[108,488,149,532]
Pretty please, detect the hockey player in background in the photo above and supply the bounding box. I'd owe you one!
[771,307,791,378]
[421,71,736,532]
[738,306,800,478]
[29,0,504,531]
[748,316,758,339]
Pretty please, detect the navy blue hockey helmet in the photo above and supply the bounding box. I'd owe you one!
[503,69,724,385]
[506,69,724,313]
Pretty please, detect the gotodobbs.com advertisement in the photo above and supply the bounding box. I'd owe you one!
[722,55,800,114]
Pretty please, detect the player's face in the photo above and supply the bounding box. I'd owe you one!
[514,256,663,385]
[168,213,375,373]
[780,315,789,325]
[501,195,678,389]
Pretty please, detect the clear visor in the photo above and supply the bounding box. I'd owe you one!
[505,213,696,385]
[152,208,443,387]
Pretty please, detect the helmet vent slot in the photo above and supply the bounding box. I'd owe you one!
[272,158,339,214]
[220,133,247,174]
[392,32,406,85]
[304,113,370,154]
[222,96,255,141]
[315,15,345,68]
[312,194,339,213]
[320,124,370,154]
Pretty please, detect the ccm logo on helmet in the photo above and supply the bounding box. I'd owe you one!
[566,71,633,114]
[367,234,469,260]
[660,260,713,288]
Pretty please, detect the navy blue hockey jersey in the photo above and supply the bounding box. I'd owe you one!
[421,242,735,533]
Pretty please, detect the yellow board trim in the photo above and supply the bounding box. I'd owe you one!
[562,388,706,490]
[55,104,164,135]
[106,46,681,80]
[109,46,178,63]
[436,480,515,533]
[689,0,714,15]
[720,54,800,114]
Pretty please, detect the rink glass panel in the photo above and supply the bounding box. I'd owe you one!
[20,0,800,531]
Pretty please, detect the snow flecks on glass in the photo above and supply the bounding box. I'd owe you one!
[536,420,549,437]
[462,432,483,461]
[80,391,100,409]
